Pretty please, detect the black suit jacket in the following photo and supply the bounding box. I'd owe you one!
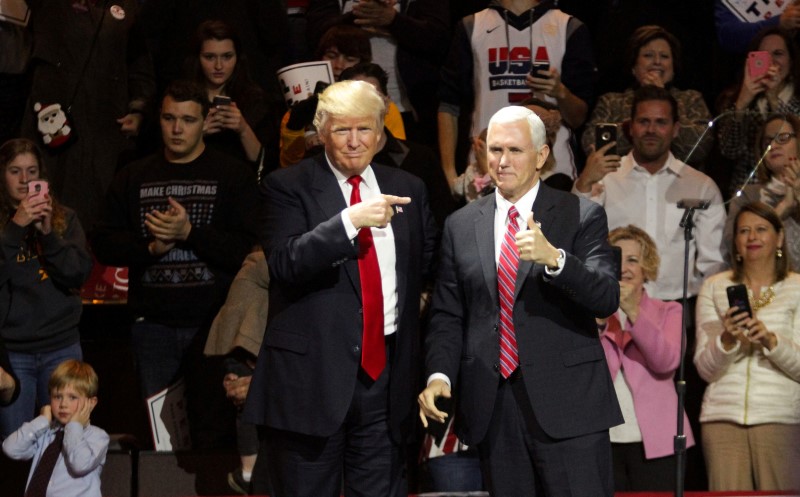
[243,155,437,443]
[425,183,623,445]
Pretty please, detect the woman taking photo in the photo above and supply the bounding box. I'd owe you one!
[582,25,713,167]
[695,201,800,491]
[189,20,276,171]
[718,27,800,196]
[0,138,92,437]
[724,113,800,268]
[599,225,694,491]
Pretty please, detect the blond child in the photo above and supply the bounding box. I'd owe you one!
[2,360,108,497]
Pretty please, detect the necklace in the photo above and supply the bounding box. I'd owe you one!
[750,285,776,312]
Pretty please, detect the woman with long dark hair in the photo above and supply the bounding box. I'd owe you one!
[188,20,276,172]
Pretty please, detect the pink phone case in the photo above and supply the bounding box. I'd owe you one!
[28,180,49,198]
[748,51,770,79]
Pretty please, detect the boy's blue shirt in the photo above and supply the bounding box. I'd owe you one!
[2,414,109,497]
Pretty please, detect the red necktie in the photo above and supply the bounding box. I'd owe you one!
[25,429,64,497]
[606,313,630,350]
[498,206,521,378]
[347,176,385,380]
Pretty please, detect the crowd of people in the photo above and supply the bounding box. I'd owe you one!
[1,0,800,496]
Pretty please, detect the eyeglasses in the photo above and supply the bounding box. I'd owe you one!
[763,132,797,148]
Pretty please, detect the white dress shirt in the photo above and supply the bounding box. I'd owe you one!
[574,152,726,300]
[327,158,399,336]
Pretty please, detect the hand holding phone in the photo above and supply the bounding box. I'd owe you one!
[212,95,232,107]
[595,123,619,156]
[747,51,770,80]
[726,284,753,318]
[27,180,49,201]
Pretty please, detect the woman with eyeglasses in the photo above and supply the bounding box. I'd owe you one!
[718,27,800,196]
[724,113,800,268]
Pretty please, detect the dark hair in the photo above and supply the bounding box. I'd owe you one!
[163,80,209,117]
[188,20,262,105]
[626,25,682,84]
[340,62,389,96]
[315,25,372,62]
[731,201,790,282]
[0,138,68,235]
[755,113,800,182]
[631,85,679,123]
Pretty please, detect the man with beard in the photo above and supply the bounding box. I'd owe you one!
[573,85,725,301]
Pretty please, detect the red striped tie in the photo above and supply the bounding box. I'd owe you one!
[347,175,385,380]
[498,206,521,378]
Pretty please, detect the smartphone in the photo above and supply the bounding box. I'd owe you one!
[726,284,753,318]
[212,95,232,107]
[747,51,770,79]
[611,245,622,281]
[27,180,49,199]
[595,123,618,156]
[530,60,550,78]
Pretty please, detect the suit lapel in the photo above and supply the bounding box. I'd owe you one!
[474,195,498,303]
[310,155,361,295]
[514,182,557,300]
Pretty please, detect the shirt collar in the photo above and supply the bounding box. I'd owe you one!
[494,180,540,222]
[325,154,378,191]
[627,151,684,177]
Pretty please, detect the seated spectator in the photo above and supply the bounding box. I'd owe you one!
[204,250,269,495]
[718,27,800,196]
[279,25,379,168]
[695,201,800,491]
[0,138,92,439]
[582,25,713,168]
[600,225,695,491]
[2,359,108,497]
[189,20,276,173]
[724,113,800,268]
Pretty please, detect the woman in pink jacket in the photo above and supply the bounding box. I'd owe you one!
[599,225,695,491]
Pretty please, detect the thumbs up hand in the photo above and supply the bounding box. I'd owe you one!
[515,212,561,269]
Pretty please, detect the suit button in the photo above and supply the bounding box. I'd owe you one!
[493,363,499,372]
[358,308,363,314]
[353,345,360,354]
[493,324,498,333]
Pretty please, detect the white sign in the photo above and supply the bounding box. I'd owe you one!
[721,0,790,22]
[276,60,334,107]
[146,380,191,451]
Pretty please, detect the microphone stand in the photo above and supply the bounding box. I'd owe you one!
[674,200,706,497]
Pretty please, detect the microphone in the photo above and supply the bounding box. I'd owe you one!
[678,199,710,228]
[677,199,710,210]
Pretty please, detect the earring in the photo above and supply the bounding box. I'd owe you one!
[777,249,783,259]
[735,254,742,262]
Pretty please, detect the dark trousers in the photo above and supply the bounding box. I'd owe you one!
[478,371,614,497]
[262,361,403,497]
[612,442,678,491]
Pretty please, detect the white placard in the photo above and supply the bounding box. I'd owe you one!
[721,0,789,23]
[146,379,191,451]
[0,0,30,26]
[276,60,334,107]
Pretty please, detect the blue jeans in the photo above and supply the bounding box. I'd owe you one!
[0,342,83,438]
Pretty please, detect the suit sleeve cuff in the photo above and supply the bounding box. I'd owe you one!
[427,373,451,389]
[340,209,359,240]
[544,249,566,277]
